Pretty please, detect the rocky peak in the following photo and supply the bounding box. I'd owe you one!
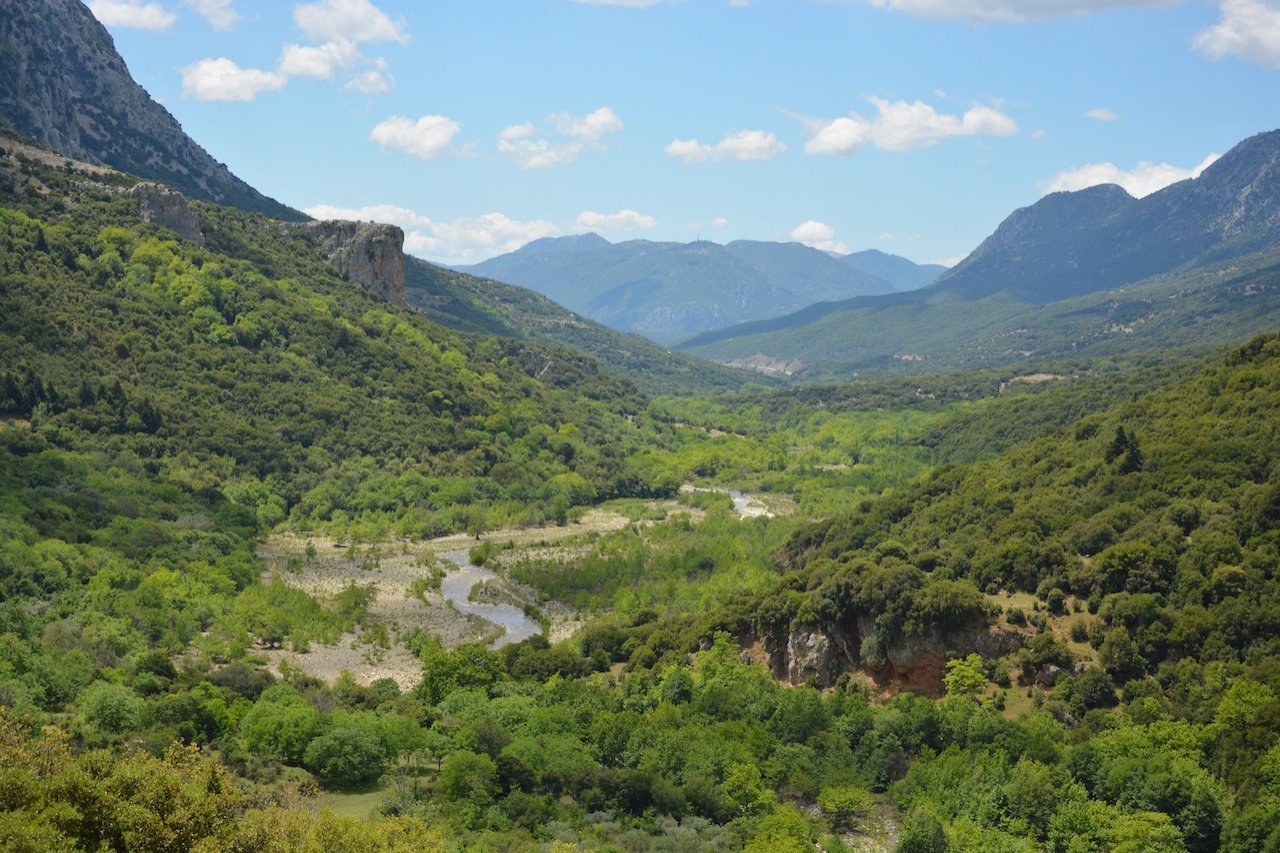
[295,221,406,307]
[130,182,204,247]
[0,0,303,220]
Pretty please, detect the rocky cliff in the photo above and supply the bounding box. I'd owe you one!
[0,0,303,221]
[295,221,406,307]
[130,182,204,247]
[758,618,1023,696]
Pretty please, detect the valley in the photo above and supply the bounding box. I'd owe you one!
[3,3,1280,851]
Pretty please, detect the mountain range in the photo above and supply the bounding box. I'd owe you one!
[457,235,943,344]
[681,130,1280,378]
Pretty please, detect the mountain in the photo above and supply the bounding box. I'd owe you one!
[403,257,773,396]
[681,130,1280,378]
[933,130,1280,304]
[0,0,303,220]
[841,248,946,291]
[458,234,910,344]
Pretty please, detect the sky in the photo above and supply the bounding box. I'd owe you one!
[90,0,1280,267]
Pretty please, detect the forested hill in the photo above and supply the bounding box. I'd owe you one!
[0,137,678,539]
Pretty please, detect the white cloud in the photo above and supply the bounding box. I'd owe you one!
[294,0,408,44]
[803,97,1018,154]
[345,68,394,94]
[865,0,1177,23]
[1039,152,1219,198]
[1029,128,1050,140]
[790,220,849,254]
[180,58,286,101]
[573,209,659,232]
[1193,0,1280,68]
[930,254,967,267]
[304,204,560,265]
[369,115,464,159]
[878,231,897,241]
[1084,107,1121,121]
[665,129,786,163]
[88,0,176,29]
[278,41,359,79]
[186,0,237,28]
[551,107,624,141]
[499,107,623,169]
[711,217,731,228]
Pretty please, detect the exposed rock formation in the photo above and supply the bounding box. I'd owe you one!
[297,221,406,307]
[130,182,203,247]
[759,618,1023,696]
[0,0,303,220]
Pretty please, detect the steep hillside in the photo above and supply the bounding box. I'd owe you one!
[0,140,674,540]
[459,234,904,343]
[404,257,770,396]
[0,0,302,220]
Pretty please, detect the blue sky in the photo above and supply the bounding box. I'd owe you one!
[91,0,1279,266]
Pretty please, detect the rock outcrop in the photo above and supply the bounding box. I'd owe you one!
[297,221,406,307]
[130,182,204,247]
[759,618,1023,696]
[0,0,303,220]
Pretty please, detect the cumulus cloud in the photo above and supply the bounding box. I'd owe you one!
[88,0,176,30]
[180,58,286,101]
[1084,107,1121,121]
[790,220,849,254]
[278,40,359,79]
[803,97,1018,155]
[186,0,237,28]
[304,204,560,265]
[1039,152,1219,198]
[664,129,786,163]
[345,68,394,94]
[551,107,625,141]
[573,209,658,232]
[369,115,465,159]
[499,107,624,169]
[294,0,408,44]
[711,217,731,228]
[865,0,1177,23]
[1193,0,1280,68]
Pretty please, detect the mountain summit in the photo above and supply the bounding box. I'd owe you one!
[932,130,1280,303]
[0,0,303,220]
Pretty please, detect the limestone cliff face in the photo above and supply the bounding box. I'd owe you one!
[758,618,1023,696]
[297,221,406,307]
[130,182,204,247]
[0,0,303,220]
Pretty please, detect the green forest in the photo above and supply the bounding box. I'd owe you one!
[2,139,1279,853]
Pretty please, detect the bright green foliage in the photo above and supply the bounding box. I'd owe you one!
[818,784,876,830]
[944,654,987,699]
[303,726,388,788]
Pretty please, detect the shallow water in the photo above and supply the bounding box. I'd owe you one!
[440,551,542,648]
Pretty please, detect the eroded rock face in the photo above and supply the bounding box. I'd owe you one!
[297,221,406,307]
[758,618,1023,696]
[130,182,204,247]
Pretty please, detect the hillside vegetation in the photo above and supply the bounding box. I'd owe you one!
[3,128,1280,852]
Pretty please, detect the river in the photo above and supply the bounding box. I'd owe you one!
[439,551,543,648]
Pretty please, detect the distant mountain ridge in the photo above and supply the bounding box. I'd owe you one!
[458,235,940,343]
[0,0,303,220]
[681,129,1280,377]
[932,130,1280,303]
